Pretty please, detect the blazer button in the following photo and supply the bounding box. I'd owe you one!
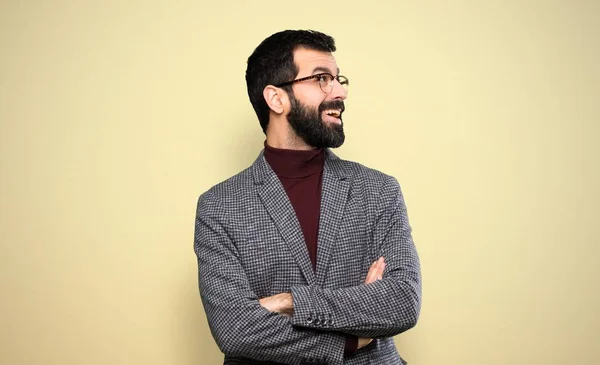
[327,314,334,326]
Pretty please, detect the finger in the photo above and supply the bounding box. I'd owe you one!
[371,258,385,279]
[377,257,385,272]
[374,257,384,271]
[366,259,381,283]
[365,257,386,284]
[358,338,373,349]
[377,262,386,280]
[364,260,378,283]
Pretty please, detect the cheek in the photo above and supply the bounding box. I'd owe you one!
[293,87,326,110]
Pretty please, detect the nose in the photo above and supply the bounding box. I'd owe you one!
[329,78,347,100]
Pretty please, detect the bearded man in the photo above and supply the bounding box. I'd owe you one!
[194,29,421,365]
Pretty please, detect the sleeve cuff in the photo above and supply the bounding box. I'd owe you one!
[290,285,315,327]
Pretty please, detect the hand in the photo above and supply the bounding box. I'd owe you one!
[358,256,386,349]
[357,337,373,349]
[259,293,294,317]
[364,256,386,284]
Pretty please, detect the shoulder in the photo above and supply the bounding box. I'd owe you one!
[334,155,408,217]
[331,152,400,193]
[196,166,255,214]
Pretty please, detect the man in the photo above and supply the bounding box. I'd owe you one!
[194,30,421,365]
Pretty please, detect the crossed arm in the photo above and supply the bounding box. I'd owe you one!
[195,177,421,364]
[196,198,348,364]
[260,257,388,349]
[257,178,421,340]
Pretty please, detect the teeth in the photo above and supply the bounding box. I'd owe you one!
[324,110,341,117]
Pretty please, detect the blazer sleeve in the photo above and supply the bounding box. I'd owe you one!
[194,191,347,365]
[289,176,422,339]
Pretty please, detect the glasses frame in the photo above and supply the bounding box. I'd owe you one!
[275,73,349,93]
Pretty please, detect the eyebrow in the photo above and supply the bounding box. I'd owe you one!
[312,66,340,75]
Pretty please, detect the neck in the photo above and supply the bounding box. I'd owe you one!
[266,135,314,151]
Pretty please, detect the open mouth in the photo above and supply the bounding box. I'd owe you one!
[322,109,342,124]
[324,109,341,118]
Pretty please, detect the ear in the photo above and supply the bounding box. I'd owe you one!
[263,85,286,114]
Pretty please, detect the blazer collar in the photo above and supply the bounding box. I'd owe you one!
[251,148,352,286]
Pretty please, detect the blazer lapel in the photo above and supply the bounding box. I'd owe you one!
[252,151,316,285]
[315,150,351,286]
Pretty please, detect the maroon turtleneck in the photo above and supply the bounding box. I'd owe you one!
[263,141,358,355]
[263,142,324,269]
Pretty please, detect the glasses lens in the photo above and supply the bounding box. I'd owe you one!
[337,75,349,92]
[318,74,334,93]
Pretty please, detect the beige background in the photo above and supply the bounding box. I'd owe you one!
[1,1,599,364]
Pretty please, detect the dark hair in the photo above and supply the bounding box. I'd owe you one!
[245,30,336,133]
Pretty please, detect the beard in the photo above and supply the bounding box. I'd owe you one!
[286,93,345,149]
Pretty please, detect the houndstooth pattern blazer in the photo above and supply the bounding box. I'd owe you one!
[194,149,421,365]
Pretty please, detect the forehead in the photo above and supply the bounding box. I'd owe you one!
[293,47,339,76]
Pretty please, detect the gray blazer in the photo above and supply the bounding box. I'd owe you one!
[194,150,421,365]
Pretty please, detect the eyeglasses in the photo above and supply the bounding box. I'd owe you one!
[276,73,349,94]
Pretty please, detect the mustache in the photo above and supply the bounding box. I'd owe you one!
[318,100,345,114]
